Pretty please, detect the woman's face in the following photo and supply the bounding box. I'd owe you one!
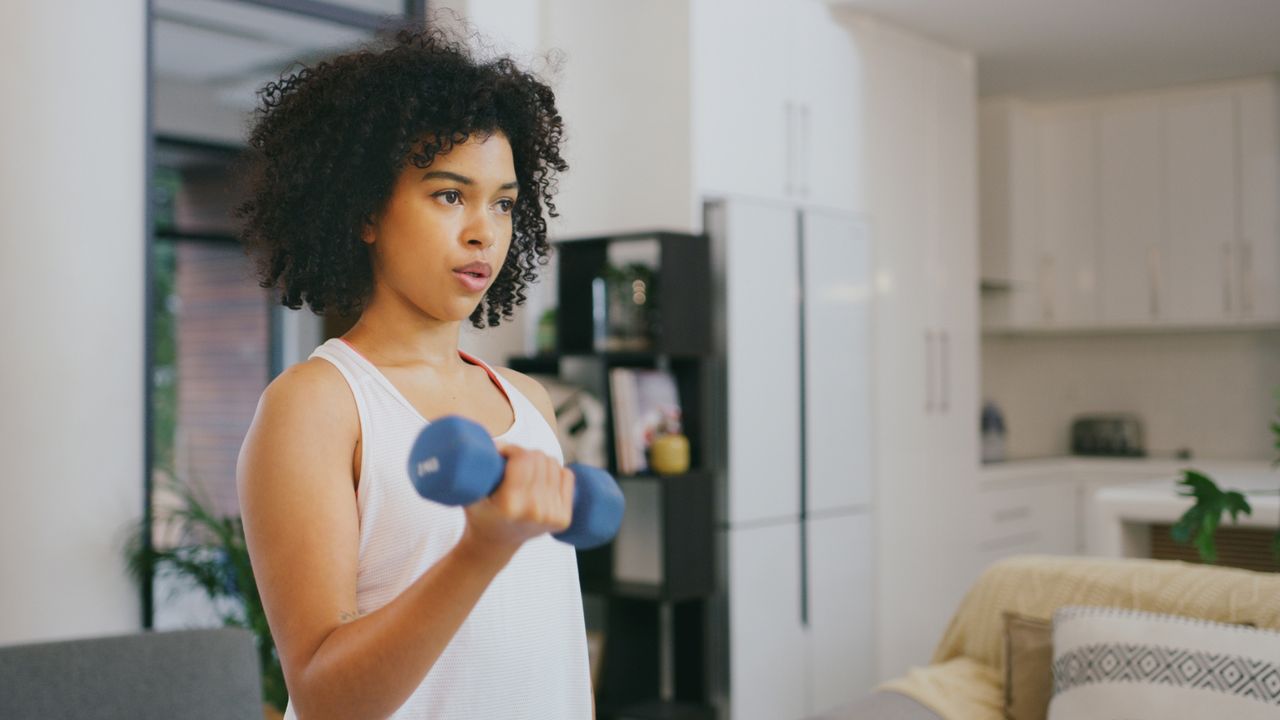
[362,129,519,323]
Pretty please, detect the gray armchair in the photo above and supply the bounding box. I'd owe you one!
[808,691,943,720]
[0,627,263,720]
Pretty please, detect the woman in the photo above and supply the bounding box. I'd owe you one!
[234,18,590,720]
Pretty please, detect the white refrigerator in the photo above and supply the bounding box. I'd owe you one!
[705,197,876,720]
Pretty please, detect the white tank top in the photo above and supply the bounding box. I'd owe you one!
[282,337,593,720]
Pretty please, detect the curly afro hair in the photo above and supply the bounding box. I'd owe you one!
[233,16,568,329]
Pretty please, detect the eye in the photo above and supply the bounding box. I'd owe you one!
[497,198,515,214]
[434,190,462,205]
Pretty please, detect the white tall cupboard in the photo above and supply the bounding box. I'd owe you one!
[853,16,982,679]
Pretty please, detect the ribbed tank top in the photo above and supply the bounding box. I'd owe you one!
[282,337,593,720]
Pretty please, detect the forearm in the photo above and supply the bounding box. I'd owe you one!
[288,534,517,720]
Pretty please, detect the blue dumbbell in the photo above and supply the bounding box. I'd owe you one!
[407,415,625,550]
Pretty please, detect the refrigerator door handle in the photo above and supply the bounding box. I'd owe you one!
[940,330,950,414]
[924,330,935,414]
[799,102,811,199]
[785,101,796,197]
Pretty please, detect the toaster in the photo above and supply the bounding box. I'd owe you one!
[1070,414,1146,457]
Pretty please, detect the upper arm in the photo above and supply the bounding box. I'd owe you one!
[236,358,361,694]
[496,368,559,434]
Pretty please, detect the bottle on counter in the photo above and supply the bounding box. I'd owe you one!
[981,400,1007,463]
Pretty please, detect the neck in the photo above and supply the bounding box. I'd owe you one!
[341,282,468,371]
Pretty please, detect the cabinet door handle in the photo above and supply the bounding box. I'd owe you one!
[1040,255,1054,322]
[1146,245,1160,318]
[1152,243,1162,316]
[1223,243,1234,315]
[1241,240,1254,316]
[799,103,811,199]
[924,330,935,414]
[784,101,795,197]
[940,330,950,414]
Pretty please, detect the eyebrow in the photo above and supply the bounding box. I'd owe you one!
[421,170,519,191]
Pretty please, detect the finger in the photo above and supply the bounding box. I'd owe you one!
[560,468,575,512]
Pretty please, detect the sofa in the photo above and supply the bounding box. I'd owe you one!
[815,554,1280,720]
[0,627,263,720]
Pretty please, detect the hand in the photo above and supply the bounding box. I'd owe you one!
[460,441,575,555]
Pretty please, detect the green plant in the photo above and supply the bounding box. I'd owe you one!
[1172,389,1280,564]
[125,473,286,712]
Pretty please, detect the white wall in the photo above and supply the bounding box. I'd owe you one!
[0,0,148,645]
[983,331,1280,460]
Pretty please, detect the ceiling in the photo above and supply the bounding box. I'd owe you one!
[826,0,1280,99]
[152,0,402,115]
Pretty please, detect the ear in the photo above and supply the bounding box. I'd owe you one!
[361,214,377,245]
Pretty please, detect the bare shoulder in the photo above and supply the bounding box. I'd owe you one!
[256,356,360,435]
[494,367,558,430]
[238,357,360,492]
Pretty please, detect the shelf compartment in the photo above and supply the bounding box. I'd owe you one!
[606,699,717,720]
[577,470,715,602]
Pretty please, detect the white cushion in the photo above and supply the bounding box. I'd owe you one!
[1048,606,1280,719]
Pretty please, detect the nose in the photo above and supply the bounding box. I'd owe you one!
[464,208,499,250]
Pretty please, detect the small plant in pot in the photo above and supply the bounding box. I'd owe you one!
[124,472,286,718]
[1172,389,1280,565]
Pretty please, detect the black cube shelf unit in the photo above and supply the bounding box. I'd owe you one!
[507,229,717,720]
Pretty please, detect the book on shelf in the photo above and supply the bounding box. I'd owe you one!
[608,368,634,475]
[608,367,682,475]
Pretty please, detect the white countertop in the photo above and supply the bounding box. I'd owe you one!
[1081,460,1279,556]
[980,455,1276,486]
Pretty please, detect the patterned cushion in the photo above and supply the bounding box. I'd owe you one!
[1048,606,1280,719]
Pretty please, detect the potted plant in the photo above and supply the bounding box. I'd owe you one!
[124,473,287,718]
[1172,389,1280,564]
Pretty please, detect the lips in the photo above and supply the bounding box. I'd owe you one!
[453,261,492,293]
[453,261,492,279]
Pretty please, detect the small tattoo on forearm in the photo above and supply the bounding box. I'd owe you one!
[339,610,363,623]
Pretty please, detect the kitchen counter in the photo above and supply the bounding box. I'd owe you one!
[980,455,1274,486]
[1086,465,1279,558]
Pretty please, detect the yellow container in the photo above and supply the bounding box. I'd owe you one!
[650,433,690,475]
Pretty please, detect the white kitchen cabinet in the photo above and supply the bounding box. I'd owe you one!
[981,76,1280,332]
[693,0,864,213]
[1036,102,1099,326]
[726,522,807,720]
[790,0,865,213]
[806,511,874,718]
[1098,96,1164,325]
[1236,79,1280,321]
[974,481,1079,569]
[691,0,794,206]
[1165,86,1238,324]
[979,100,1042,330]
[538,0,696,239]
[545,0,867,237]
